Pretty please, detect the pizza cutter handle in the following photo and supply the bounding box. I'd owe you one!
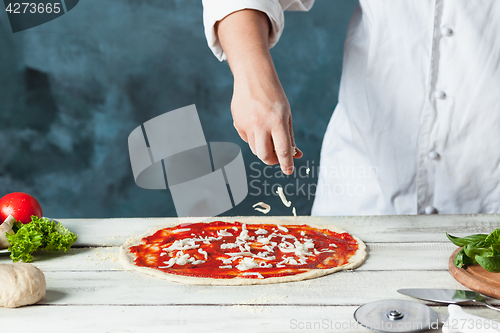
[442,304,500,333]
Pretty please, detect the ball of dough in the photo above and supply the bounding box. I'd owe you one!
[0,262,46,308]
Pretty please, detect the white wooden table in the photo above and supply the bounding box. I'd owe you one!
[1,215,499,332]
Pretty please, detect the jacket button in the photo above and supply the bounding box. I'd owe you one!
[425,205,436,214]
[435,90,446,99]
[428,151,439,160]
[441,27,453,36]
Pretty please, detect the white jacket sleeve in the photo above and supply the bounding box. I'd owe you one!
[202,0,314,61]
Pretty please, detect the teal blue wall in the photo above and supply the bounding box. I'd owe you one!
[0,0,357,218]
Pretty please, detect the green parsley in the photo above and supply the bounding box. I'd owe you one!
[5,216,78,262]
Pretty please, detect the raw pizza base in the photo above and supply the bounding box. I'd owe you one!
[119,218,367,285]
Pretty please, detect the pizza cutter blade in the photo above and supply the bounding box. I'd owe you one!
[354,299,440,332]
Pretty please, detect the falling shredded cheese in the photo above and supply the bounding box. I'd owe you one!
[292,207,297,217]
[276,186,292,207]
[252,202,271,214]
[306,167,310,175]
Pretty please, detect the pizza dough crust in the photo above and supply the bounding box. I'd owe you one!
[0,262,46,308]
[120,218,367,285]
[0,215,16,249]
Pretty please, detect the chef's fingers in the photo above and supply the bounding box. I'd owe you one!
[255,132,279,165]
[272,122,294,175]
[294,147,303,159]
[247,132,257,156]
[288,117,303,159]
[234,122,248,143]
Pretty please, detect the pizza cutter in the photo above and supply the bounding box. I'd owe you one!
[354,299,499,333]
[354,299,440,332]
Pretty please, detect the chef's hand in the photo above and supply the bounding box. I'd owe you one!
[216,9,303,175]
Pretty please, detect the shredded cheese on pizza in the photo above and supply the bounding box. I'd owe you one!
[128,221,360,280]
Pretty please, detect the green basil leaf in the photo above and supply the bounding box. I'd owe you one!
[454,248,475,268]
[485,228,500,245]
[446,233,488,247]
[475,255,500,273]
[490,244,500,255]
[454,248,465,268]
[464,241,492,258]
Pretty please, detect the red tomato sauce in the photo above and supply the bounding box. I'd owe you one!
[129,221,359,279]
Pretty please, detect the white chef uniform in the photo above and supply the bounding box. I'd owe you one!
[202,0,500,216]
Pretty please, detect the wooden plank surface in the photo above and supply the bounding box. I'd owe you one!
[56,214,500,246]
[1,215,499,333]
[35,270,482,306]
[0,242,460,272]
[1,305,499,333]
